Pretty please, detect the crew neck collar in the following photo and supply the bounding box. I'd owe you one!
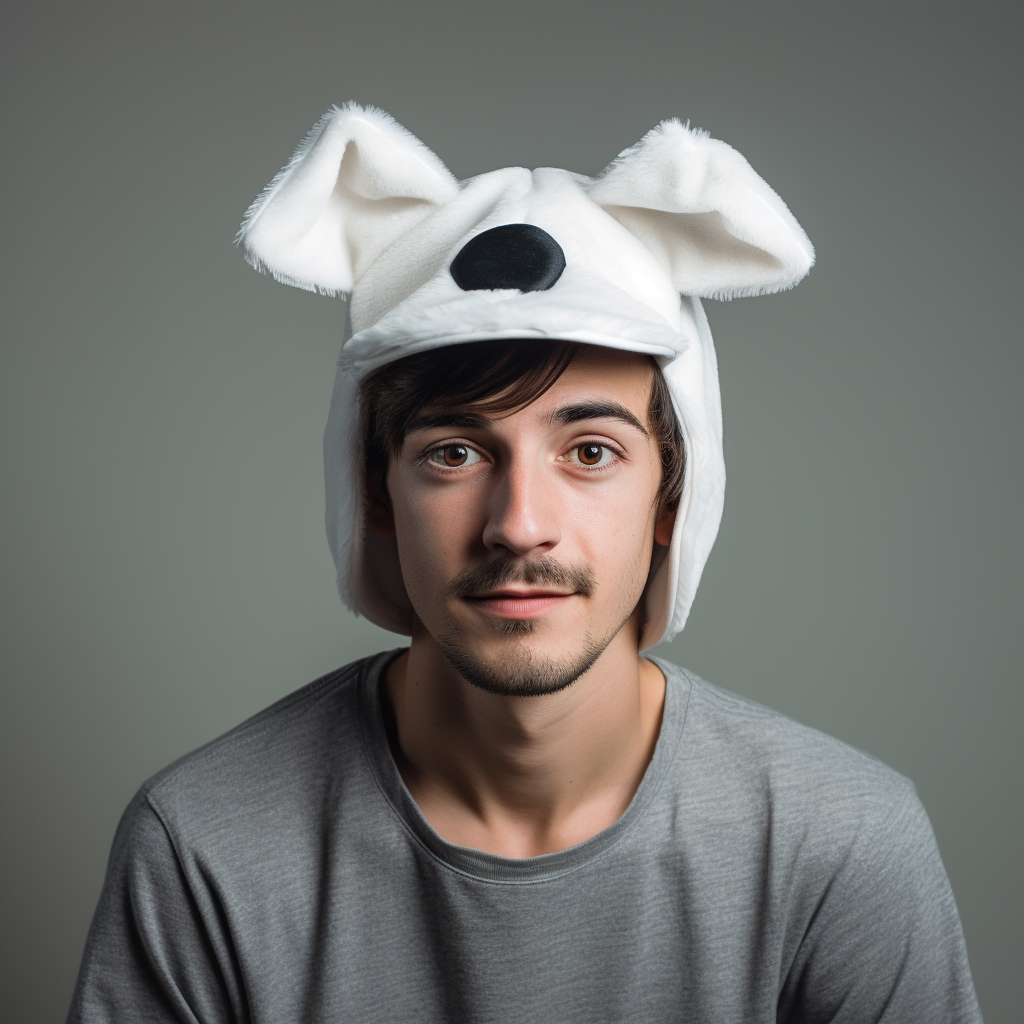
[356,649,690,884]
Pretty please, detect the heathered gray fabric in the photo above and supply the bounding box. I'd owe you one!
[68,652,982,1023]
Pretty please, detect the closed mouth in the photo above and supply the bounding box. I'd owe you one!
[464,589,578,620]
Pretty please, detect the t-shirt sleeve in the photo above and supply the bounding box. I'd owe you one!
[66,789,240,1024]
[778,781,983,1023]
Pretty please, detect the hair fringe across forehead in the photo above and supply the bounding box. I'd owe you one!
[359,340,685,512]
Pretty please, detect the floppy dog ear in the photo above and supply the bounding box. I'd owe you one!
[238,104,460,296]
[588,120,814,300]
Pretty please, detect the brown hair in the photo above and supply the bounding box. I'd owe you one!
[359,339,684,511]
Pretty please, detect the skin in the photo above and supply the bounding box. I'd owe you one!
[367,346,676,858]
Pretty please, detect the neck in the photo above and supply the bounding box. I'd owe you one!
[382,621,666,858]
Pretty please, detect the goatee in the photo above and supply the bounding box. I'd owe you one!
[435,557,617,697]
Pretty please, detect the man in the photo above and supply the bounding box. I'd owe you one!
[68,105,981,1021]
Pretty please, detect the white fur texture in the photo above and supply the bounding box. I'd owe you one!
[589,120,814,299]
[238,104,459,294]
[242,104,814,647]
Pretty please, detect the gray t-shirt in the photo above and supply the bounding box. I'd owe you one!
[68,652,982,1023]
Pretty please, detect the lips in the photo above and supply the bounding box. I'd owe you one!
[447,558,596,621]
[465,589,577,620]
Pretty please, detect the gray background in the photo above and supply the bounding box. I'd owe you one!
[2,0,1020,1019]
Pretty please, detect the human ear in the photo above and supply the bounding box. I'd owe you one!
[654,503,677,547]
[364,482,396,540]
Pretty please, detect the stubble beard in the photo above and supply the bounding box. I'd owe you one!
[433,557,632,697]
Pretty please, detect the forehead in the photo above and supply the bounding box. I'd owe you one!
[544,346,655,404]
[395,342,659,441]
[461,345,654,415]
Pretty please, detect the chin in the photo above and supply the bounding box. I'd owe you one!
[433,622,611,697]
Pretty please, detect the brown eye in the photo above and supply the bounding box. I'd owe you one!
[426,444,482,469]
[443,445,469,466]
[577,444,605,466]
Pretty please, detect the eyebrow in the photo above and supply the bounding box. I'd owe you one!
[404,402,649,438]
[405,411,492,434]
[550,402,649,438]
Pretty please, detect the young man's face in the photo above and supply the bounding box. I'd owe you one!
[379,345,675,695]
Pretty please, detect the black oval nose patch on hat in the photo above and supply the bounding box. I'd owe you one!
[450,224,566,292]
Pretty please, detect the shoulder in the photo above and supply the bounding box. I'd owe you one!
[655,658,919,846]
[125,650,398,852]
[653,660,968,971]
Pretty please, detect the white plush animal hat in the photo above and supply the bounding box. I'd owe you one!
[238,103,814,649]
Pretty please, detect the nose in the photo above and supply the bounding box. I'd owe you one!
[481,456,561,557]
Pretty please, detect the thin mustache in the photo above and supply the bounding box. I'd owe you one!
[448,558,596,599]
